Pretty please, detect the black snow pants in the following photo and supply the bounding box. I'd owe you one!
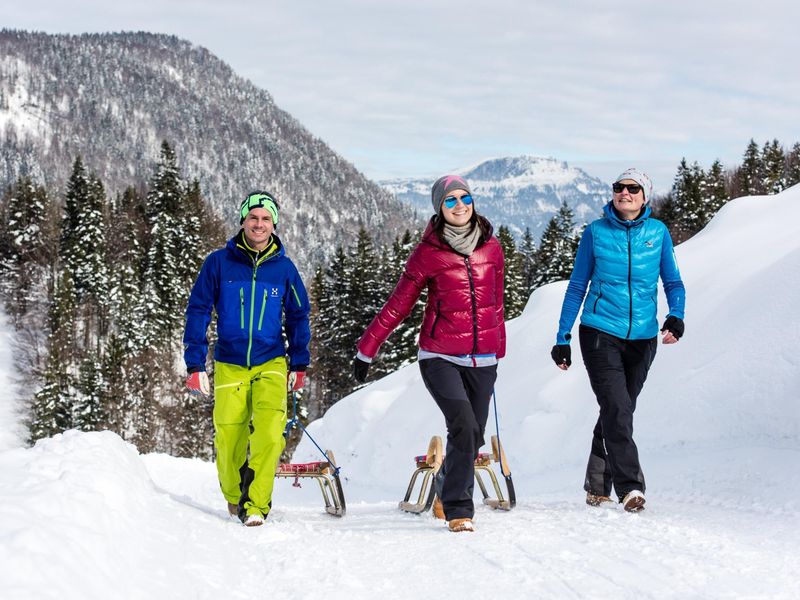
[579,325,657,501]
[419,358,497,520]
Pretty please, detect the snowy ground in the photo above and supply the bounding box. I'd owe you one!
[2,187,800,599]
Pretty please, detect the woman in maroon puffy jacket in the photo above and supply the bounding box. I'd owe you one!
[353,174,505,533]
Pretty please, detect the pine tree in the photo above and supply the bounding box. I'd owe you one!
[107,187,148,352]
[518,227,538,297]
[380,229,423,373]
[306,265,328,421]
[100,332,133,436]
[786,142,800,188]
[0,176,52,317]
[73,352,105,431]
[348,228,387,376]
[702,159,729,226]
[761,139,787,194]
[30,270,78,441]
[670,158,705,241]
[651,192,677,234]
[61,158,108,302]
[141,141,189,344]
[29,353,72,443]
[534,202,578,289]
[496,225,526,319]
[738,139,764,196]
[313,246,352,412]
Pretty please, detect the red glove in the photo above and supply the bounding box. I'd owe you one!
[287,371,306,391]
[186,371,210,396]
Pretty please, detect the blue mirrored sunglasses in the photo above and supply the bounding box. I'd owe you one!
[443,194,473,209]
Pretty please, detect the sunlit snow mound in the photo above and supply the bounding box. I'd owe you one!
[296,185,800,498]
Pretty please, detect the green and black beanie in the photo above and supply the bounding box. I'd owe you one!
[240,191,279,225]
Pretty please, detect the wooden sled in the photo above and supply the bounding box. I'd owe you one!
[398,435,516,513]
[275,450,346,517]
[398,436,444,513]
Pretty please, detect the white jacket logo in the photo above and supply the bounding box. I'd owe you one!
[271,288,280,297]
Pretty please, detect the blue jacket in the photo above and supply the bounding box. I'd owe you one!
[556,202,685,344]
[183,233,311,371]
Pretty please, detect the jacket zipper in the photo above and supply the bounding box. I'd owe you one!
[625,227,633,338]
[246,259,258,367]
[465,257,479,358]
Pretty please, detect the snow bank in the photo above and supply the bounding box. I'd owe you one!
[296,185,800,498]
[0,431,165,596]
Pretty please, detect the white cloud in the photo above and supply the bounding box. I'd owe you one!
[4,0,799,191]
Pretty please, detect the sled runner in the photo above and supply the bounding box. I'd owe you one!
[280,392,347,517]
[398,436,444,513]
[275,449,346,517]
[398,434,516,513]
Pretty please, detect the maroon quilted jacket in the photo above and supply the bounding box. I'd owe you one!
[357,217,506,361]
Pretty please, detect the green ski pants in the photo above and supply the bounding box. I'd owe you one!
[213,357,287,517]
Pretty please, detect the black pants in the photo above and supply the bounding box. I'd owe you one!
[419,358,498,520]
[579,325,656,500]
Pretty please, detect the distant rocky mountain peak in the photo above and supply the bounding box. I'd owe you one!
[381,155,609,240]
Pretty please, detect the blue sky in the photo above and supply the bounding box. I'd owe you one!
[3,0,799,192]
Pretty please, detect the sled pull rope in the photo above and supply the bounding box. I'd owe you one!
[284,391,341,477]
[492,389,511,478]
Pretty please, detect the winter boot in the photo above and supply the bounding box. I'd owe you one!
[244,512,265,527]
[448,518,474,532]
[432,496,445,520]
[586,492,614,507]
[227,502,239,518]
[622,490,646,513]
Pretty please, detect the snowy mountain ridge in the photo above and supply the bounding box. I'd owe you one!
[381,155,609,239]
[0,30,421,272]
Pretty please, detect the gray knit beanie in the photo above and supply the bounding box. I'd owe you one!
[614,168,653,202]
[431,175,472,215]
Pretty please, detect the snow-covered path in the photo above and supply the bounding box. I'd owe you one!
[138,440,800,600]
[2,430,797,599]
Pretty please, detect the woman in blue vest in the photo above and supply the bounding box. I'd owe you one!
[551,168,685,512]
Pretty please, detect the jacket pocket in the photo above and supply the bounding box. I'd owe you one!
[239,287,245,329]
[258,289,268,330]
[591,282,604,313]
[430,300,442,338]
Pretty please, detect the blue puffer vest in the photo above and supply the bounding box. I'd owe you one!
[580,203,669,339]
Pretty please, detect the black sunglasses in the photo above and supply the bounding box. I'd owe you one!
[612,182,642,194]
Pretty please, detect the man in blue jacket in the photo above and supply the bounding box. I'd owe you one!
[183,191,310,526]
[551,168,685,512]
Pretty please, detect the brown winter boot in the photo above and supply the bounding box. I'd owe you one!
[432,496,445,520]
[227,502,239,517]
[448,518,474,532]
[586,492,614,507]
[622,490,646,513]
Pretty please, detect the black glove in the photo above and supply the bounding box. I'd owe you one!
[550,344,571,367]
[353,357,370,383]
[661,316,685,339]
